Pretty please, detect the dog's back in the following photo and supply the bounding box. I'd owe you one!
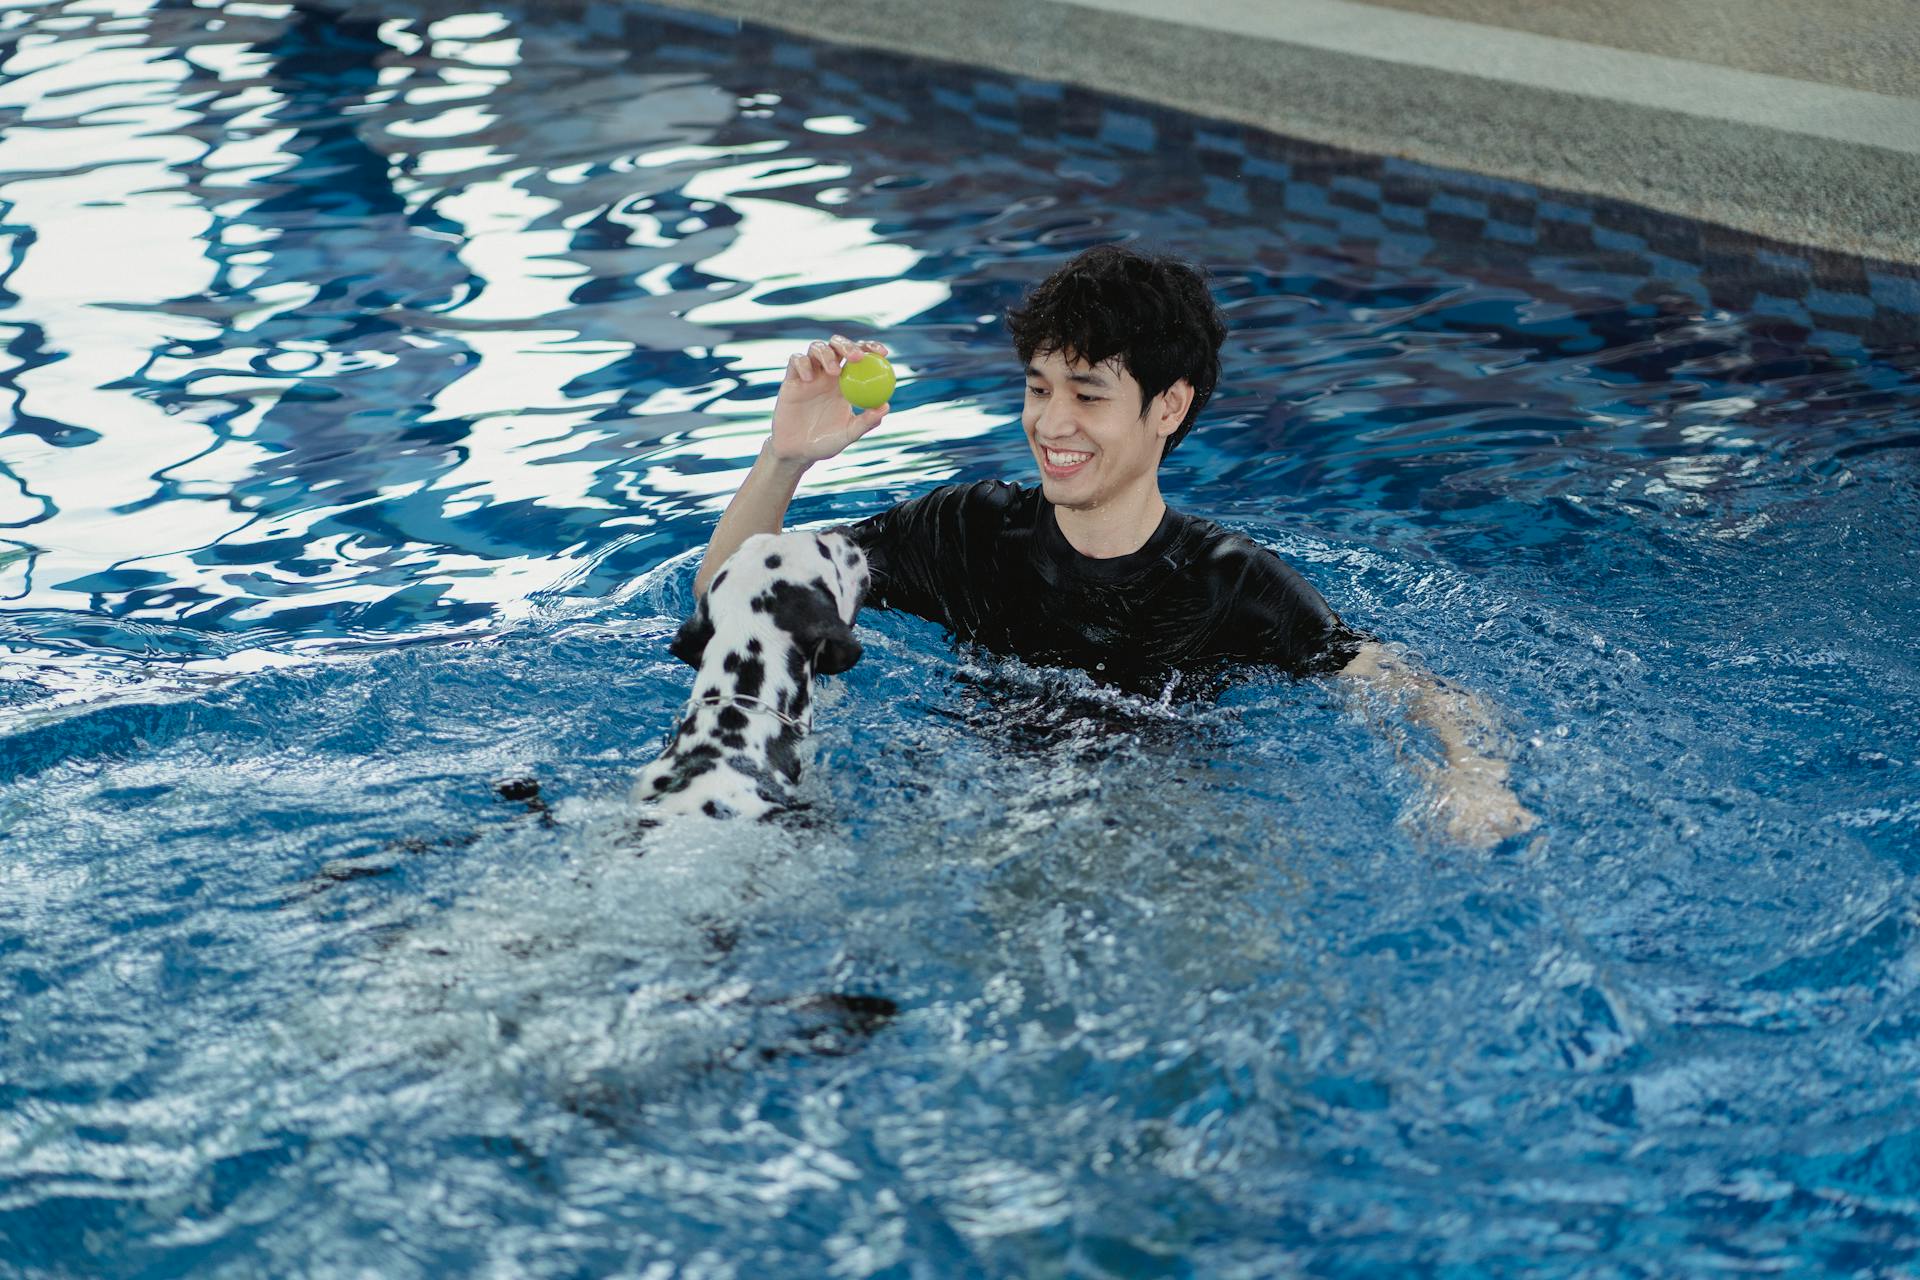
[635,530,868,819]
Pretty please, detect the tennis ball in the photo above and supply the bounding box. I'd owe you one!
[838,353,895,410]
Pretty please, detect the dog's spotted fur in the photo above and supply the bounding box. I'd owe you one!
[633,530,868,820]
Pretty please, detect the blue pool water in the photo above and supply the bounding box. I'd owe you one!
[3,2,1919,1276]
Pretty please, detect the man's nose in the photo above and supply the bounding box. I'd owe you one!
[1033,398,1072,438]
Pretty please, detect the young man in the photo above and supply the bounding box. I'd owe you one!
[690,245,1535,846]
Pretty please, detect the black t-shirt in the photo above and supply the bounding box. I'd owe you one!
[840,481,1360,696]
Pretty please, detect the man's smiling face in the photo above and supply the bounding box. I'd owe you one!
[1022,348,1180,513]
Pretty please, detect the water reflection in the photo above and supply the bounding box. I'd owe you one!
[0,0,978,692]
[0,0,1912,715]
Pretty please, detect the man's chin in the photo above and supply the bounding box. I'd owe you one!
[1034,461,1096,502]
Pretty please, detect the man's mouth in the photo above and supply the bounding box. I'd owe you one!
[1042,447,1092,475]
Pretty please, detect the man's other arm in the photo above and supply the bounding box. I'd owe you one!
[1339,641,1538,848]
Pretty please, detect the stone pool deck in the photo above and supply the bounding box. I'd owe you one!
[645,0,1920,269]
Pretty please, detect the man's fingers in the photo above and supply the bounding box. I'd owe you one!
[793,336,882,382]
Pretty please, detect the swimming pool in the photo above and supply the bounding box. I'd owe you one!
[3,2,1918,1275]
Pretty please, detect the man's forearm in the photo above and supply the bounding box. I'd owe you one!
[1339,640,1536,845]
[692,444,812,597]
[1340,642,1494,758]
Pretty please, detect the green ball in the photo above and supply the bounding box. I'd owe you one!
[838,353,895,410]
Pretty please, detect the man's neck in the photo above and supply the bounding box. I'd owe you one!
[1053,485,1168,559]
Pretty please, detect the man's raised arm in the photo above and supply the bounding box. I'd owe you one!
[691,335,890,598]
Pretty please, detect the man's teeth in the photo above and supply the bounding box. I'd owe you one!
[1046,449,1092,466]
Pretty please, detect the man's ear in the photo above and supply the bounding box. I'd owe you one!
[669,594,715,667]
[1154,379,1194,438]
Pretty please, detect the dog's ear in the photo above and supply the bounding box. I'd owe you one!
[669,593,715,667]
[768,579,863,675]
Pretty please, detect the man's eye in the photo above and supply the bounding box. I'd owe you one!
[1026,385,1047,396]
[1077,394,1102,403]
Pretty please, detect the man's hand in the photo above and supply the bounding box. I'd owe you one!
[1429,754,1537,848]
[691,336,892,598]
[770,335,891,464]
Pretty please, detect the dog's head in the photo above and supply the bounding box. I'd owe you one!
[671,530,870,676]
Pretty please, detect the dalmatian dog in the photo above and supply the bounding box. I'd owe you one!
[633,529,869,820]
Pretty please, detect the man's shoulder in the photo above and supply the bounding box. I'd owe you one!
[1165,511,1341,614]
[840,479,1040,567]
[931,478,1035,518]
[1164,510,1283,573]
[853,478,1034,535]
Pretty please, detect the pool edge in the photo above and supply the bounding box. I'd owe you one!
[639,0,1920,273]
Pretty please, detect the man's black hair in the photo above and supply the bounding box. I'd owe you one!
[1006,243,1227,457]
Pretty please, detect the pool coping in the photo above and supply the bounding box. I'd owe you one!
[641,0,1920,273]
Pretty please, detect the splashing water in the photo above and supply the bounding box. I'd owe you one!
[2,3,1918,1277]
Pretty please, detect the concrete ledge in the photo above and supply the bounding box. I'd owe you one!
[648,0,1920,267]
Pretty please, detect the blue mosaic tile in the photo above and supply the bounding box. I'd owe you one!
[1751,292,1814,327]
[1430,192,1490,221]
[1806,286,1879,319]
[1098,109,1157,152]
[1869,270,1920,314]
[1202,174,1252,216]
[1535,200,1595,225]
[1242,155,1292,183]
[1380,202,1426,228]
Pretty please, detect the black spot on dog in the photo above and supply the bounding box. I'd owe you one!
[711,570,728,590]
[785,646,809,686]
[717,706,748,731]
[845,550,860,567]
[817,541,832,559]
[702,799,724,818]
[734,656,765,700]
[726,752,768,779]
[722,650,741,673]
[678,716,697,738]
[720,732,747,750]
[686,743,722,762]
[668,758,714,788]
[746,638,762,655]
[767,726,802,783]
[651,774,669,791]
[764,554,782,568]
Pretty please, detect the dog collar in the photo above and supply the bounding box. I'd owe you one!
[682,693,811,733]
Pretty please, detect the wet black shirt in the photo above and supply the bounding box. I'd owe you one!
[841,481,1360,696]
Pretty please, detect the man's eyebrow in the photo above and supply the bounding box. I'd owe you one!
[1024,363,1113,387]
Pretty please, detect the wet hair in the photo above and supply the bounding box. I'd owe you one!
[1006,243,1227,457]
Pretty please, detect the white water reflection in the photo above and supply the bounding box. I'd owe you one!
[684,156,948,330]
[0,0,966,694]
[0,13,232,613]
